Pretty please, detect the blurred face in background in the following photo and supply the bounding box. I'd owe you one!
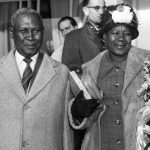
[59,19,77,38]
[83,0,105,25]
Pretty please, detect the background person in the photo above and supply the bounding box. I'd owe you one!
[69,3,150,150]
[51,16,77,62]
[58,16,78,38]
[0,8,73,150]
[62,2,105,147]
[62,0,105,71]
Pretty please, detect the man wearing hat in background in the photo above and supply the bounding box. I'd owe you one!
[68,3,150,150]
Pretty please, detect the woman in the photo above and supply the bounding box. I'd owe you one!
[69,3,150,150]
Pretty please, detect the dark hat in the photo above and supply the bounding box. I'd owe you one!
[100,4,139,39]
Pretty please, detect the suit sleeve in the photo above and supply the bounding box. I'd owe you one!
[62,32,82,70]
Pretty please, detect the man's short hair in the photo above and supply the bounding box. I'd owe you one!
[58,16,77,30]
[11,8,44,29]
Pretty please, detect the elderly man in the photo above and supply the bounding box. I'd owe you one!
[0,8,73,150]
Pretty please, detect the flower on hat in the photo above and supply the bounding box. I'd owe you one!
[111,5,134,24]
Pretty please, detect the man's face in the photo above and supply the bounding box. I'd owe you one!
[104,24,132,58]
[59,20,76,38]
[85,0,105,25]
[11,14,44,57]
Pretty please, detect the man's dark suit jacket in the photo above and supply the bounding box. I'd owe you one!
[62,22,104,70]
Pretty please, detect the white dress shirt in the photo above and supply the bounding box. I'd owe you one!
[15,50,39,78]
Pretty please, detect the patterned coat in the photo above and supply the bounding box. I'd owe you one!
[69,46,150,150]
[0,50,74,150]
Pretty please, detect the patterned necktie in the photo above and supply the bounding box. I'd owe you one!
[22,58,33,93]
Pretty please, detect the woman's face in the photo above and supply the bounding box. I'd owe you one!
[104,24,133,58]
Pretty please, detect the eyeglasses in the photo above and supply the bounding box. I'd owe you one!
[87,6,106,12]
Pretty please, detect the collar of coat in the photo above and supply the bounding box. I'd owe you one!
[0,50,61,102]
[82,46,150,93]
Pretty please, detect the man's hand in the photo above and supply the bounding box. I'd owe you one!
[71,90,100,120]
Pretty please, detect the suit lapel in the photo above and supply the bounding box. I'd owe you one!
[0,50,26,102]
[27,53,57,100]
[29,52,43,90]
[85,24,102,51]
